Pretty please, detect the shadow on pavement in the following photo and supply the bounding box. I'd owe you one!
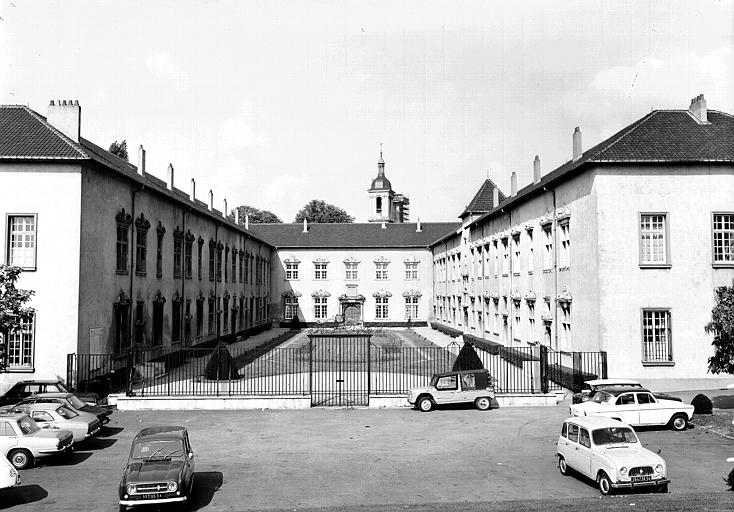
[80,437,118,450]
[99,426,124,437]
[39,451,93,467]
[189,471,224,510]
[0,484,48,509]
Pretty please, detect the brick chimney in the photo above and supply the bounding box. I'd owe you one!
[511,172,517,197]
[208,190,214,211]
[223,199,228,218]
[302,218,308,233]
[47,100,81,142]
[533,155,541,184]
[190,178,196,201]
[416,219,422,232]
[572,127,582,161]
[235,208,240,225]
[137,145,146,176]
[166,164,174,190]
[689,94,708,123]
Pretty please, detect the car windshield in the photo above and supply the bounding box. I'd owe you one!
[55,383,70,393]
[56,406,78,420]
[592,427,638,446]
[131,439,184,460]
[17,417,40,435]
[591,391,613,403]
[67,395,86,409]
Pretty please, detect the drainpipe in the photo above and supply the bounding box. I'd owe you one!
[129,183,145,352]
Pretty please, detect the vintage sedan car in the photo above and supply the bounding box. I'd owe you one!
[407,369,496,412]
[0,413,74,469]
[8,403,101,443]
[0,454,21,492]
[572,379,682,404]
[0,380,101,407]
[570,387,694,431]
[16,392,112,425]
[557,416,669,495]
[118,426,195,511]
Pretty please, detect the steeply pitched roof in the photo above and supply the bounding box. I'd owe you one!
[460,179,506,218]
[250,222,460,248]
[0,105,88,159]
[432,108,734,245]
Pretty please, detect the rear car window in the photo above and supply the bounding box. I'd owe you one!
[579,428,591,448]
[616,394,635,405]
[568,423,579,443]
[561,423,568,438]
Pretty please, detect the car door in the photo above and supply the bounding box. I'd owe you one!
[636,392,664,425]
[613,393,640,425]
[575,427,593,477]
[433,374,460,404]
[0,420,19,454]
[563,423,589,476]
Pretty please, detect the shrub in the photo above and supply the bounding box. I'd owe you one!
[452,342,484,371]
[204,342,240,380]
[691,393,714,414]
[726,468,734,491]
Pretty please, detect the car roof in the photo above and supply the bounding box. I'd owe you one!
[0,412,30,421]
[12,380,64,385]
[585,379,642,386]
[12,403,65,412]
[134,426,187,441]
[434,369,490,378]
[31,392,74,399]
[596,386,652,395]
[564,416,634,429]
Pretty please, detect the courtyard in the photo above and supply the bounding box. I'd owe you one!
[1,401,733,511]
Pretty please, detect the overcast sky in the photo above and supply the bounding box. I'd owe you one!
[2,0,732,222]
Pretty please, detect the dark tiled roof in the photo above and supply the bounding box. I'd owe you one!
[0,106,87,159]
[460,179,506,218]
[250,222,460,248]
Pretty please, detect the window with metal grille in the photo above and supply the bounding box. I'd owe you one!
[314,297,328,319]
[375,296,389,319]
[405,296,418,319]
[713,213,734,265]
[640,214,668,265]
[642,309,672,363]
[6,314,35,368]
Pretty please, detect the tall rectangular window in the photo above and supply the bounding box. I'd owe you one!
[285,262,299,280]
[231,250,237,283]
[405,296,418,320]
[285,296,298,319]
[512,235,520,275]
[543,226,553,271]
[501,239,509,275]
[7,215,37,269]
[642,309,673,363]
[173,234,183,279]
[152,299,164,347]
[223,296,229,333]
[197,238,203,281]
[239,252,244,283]
[6,314,35,368]
[216,245,223,282]
[527,230,535,274]
[172,298,182,343]
[559,222,570,269]
[713,213,734,265]
[224,249,229,282]
[404,262,418,280]
[208,242,215,281]
[184,234,193,279]
[135,228,147,275]
[640,213,669,266]
[116,224,129,274]
[314,262,328,280]
[493,242,499,277]
[375,296,389,319]
[314,297,328,319]
[184,299,192,345]
[345,262,359,280]
[375,262,388,280]
[196,299,204,338]
[208,298,215,334]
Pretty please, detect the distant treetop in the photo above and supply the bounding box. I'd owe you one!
[294,199,354,223]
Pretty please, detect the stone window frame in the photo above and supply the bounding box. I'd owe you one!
[641,308,674,366]
[712,212,734,267]
[6,213,38,271]
[115,209,132,275]
[156,222,166,279]
[639,212,671,268]
[134,213,150,276]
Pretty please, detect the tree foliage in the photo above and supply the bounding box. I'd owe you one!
[706,283,734,375]
[294,199,354,223]
[231,205,282,225]
[0,265,35,371]
[109,140,129,161]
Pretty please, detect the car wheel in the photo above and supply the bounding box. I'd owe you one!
[8,449,32,470]
[118,506,127,512]
[598,472,613,496]
[475,397,491,411]
[558,455,570,476]
[417,396,434,412]
[657,483,669,493]
[669,413,687,431]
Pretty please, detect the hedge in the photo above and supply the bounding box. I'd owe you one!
[430,322,463,338]
[547,363,598,392]
[462,333,538,368]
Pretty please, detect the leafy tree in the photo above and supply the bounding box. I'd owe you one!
[109,140,129,161]
[0,265,35,372]
[230,205,282,225]
[294,199,354,223]
[452,342,484,371]
[204,341,240,380]
[706,283,734,374]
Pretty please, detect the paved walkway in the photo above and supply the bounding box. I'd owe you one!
[226,326,291,351]
[413,326,462,350]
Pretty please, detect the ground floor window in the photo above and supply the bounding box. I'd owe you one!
[404,296,418,320]
[196,299,204,338]
[208,298,215,334]
[152,298,164,346]
[223,296,230,333]
[5,314,35,369]
[376,297,389,319]
[115,303,130,353]
[172,297,182,344]
[314,297,328,319]
[642,309,672,363]
[285,297,298,319]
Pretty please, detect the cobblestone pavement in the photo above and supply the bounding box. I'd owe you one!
[1,404,733,511]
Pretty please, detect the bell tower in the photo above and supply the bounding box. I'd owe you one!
[368,145,395,223]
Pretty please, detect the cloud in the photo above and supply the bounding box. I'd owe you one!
[145,53,190,90]
[219,116,265,149]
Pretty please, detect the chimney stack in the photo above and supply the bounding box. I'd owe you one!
[416,218,422,232]
[492,185,499,207]
[166,164,174,190]
[533,155,541,184]
[208,190,214,211]
[190,178,196,201]
[572,127,582,161]
[689,94,708,123]
[302,218,308,233]
[245,213,250,230]
[47,99,81,142]
[235,208,240,225]
[223,199,228,218]
[511,172,517,197]
[137,145,146,176]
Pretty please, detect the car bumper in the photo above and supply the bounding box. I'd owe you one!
[612,477,670,489]
[119,496,187,506]
[85,427,101,438]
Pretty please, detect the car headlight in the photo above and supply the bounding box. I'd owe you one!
[620,467,627,475]
[167,481,178,492]
[126,484,136,494]
[655,464,663,474]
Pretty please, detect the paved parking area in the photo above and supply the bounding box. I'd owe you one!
[1,402,733,511]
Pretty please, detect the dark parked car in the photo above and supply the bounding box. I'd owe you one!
[0,380,101,407]
[14,393,113,425]
[119,426,195,511]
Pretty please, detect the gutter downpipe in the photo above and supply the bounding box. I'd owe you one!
[127,183,144,396]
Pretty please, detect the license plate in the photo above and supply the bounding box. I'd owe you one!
[631,475,651,482]
[140,493,163,500]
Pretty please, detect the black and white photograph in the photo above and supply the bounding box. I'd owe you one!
[0,1,733,511]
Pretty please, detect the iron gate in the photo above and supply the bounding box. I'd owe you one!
[309,332,371,406]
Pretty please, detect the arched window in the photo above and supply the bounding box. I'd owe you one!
[376,197,382,214]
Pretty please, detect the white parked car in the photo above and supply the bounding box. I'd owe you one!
[407,369,496,412]
[570,387,694,431]
[557,416,669,495]
[0,413,74,469]
[8,403,101,443]
[0,453,20,492]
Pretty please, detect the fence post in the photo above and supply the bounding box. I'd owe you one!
[539,345,549,394]
[66,354,75,392]
[601,351,608,379]
[126,348,135,396]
